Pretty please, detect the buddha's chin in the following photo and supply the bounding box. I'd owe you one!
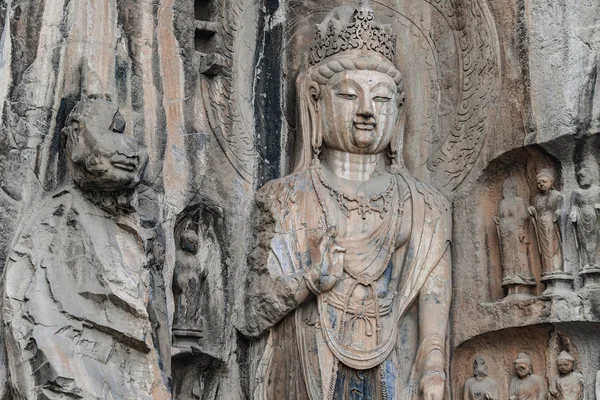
[352,130,377,150]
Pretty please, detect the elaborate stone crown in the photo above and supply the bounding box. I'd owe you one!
[308,0,396,66]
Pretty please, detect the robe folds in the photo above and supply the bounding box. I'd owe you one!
[246,169,452,400]
[2,187,169,400]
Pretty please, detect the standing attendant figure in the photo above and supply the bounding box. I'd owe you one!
[529,168,572,293]
[571,159,600,288]
[494,177,536,298]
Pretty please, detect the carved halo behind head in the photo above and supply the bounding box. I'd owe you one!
[295,0,406,172]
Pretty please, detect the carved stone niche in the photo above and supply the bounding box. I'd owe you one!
[171,204,226,400]
[452,323,600,399]
[451,325,551,400]
[449,145,600,348]
[482,148,563,300]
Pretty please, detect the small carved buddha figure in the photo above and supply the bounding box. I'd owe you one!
[463,356,500,400]
[245,1,452,399]
[1,98,169,399]
[494,177,536,294]
[529,168,564,275]
[570,159,600,269]
[173,229,207,337]
[509,353,547,400]
[549,351,584,400]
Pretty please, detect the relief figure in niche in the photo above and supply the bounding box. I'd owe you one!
[529,168,572,293]
[463,356,500,400]
[1,98,169,399]
[529,169,564,275]
[173,229,207,341]
[245,1,452,399]
[549,351,584,400]
[493,177,536,295]
[571,159,600,273]
[509,353,547,400]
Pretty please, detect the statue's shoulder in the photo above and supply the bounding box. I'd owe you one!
[8,188,81,257]
[399,173,451,216]
[256,170,312,211]
[21,188,79,228]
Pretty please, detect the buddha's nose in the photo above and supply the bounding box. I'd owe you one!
[115,136,141,158]
[357,96,375,119]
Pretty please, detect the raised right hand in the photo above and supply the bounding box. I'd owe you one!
[305,226,346,294]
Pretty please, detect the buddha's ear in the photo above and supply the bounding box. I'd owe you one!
[295,75,322,171]
[63,117,88,163]
[308,81,323,153]
[388,106,406,173]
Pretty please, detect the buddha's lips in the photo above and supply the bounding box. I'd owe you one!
[354,122,376,130]
[111,157,137,171]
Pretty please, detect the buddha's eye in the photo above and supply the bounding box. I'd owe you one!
[373,96,392,103]
[336,93,357,100]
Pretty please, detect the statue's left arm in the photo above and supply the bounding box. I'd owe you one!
[418,242,451,400]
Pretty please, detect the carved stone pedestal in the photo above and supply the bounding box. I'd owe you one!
[579,266,600,289]
[540,272,574,295]
[173,330,204,355]
[504,282,536,299]
[503,276,536,299]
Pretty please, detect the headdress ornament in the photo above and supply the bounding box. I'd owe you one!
[308,0,396,65]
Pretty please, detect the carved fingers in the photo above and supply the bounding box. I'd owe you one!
[306,226,346,294]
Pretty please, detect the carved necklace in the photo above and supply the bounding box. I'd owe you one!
[310,160,409,338]
[313,164,395,220]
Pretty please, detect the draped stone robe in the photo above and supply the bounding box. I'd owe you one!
[2,187,170,400]
[246,169,451,400]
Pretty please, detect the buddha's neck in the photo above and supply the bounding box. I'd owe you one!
[320,148,386,182]
[79,186,137,215]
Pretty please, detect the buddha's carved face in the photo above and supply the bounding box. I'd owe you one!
[473,357,488,378]
[502,178,517,199]
[576,162,596,189]
[557,359,573,375]
[318,69,398,155]
[65,117,148,191]
[514,362,531,378]
[536,175,553,193]
[180,231,200,254]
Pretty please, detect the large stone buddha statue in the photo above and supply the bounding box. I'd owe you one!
[245,2,452,399]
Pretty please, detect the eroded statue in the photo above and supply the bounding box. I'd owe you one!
[494,177,536,296]
[509,353,547,400]
[571,159,600,286]
[173,229,206,342]
[529,169,564,274]
[528,168,571,293]
[1,98,170,399]
[463,356,500,400]
[549,351,584,400]
[245,2,452,399]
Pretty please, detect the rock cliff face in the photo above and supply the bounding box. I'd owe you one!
[0,0,599,399]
